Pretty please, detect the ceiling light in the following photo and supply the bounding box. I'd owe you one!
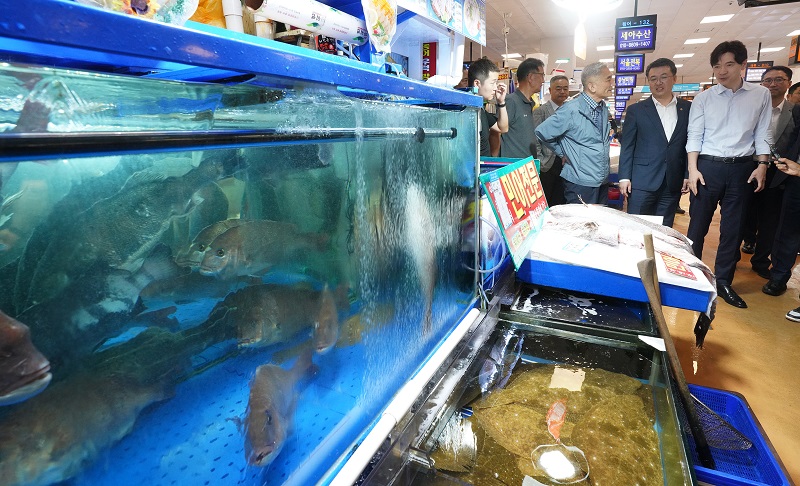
[747,59,758,62]
[555,58,570,63]
[551,0,623,13]
[598,58,614,62]
[700,14,734,24]
[674,53,694,58]
[502,53,522,58]
[788,30,800,37]
[597,45,614,51]
[684,38,710,44]
[759,47,784,53]
[674,64,684,68]
[709,77,716,80]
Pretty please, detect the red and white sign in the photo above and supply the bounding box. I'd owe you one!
[422,42,437,81]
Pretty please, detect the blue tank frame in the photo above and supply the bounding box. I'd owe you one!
[0,0,482,108]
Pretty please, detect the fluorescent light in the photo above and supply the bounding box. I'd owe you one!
[502,53,522,58]
[596,45,614,51]
[700,14,734,23]
[674,64,684,68]
[760,47,784,53]
[555,58,570,63]
[684,38,710,44]
[598,58,614,62]
[788,30,800,37]
[673,53,695,58]
[747,59,758,62]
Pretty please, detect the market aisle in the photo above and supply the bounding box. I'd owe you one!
[668,194,800,483]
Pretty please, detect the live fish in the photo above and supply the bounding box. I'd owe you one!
[241,350,316,467]
[174,218,246,268]
[404,184,437,334]
[0,310,51,406]
[199,220,329,280]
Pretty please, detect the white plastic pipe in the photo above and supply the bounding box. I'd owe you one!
[329,307,482,486]
[449,33,466,80]
[222,0,244,32]
[252,12,275,39]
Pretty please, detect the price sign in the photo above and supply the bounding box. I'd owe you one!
[616,54,645,74]
[615,101,627,111]
[615,15,657,52]
[616,87,634,96]
[615,74,637,88]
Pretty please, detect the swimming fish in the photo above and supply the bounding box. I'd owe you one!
[174,218,247,269]
[241,350,315,467]
[198,220,329,280]
[0,310,51,406]
[403,184,437,335]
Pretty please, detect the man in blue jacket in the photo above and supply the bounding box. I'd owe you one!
[535,62,614,204]
[619,58,690,227]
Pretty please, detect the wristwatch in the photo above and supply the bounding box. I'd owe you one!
[496,103,506,108]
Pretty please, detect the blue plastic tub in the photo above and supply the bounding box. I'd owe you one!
[687,384,792,486]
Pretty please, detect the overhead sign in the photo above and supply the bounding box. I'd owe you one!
[479,156,547,269]
[616,54,645,74]
[615,74,637,88]
[615,15,657,52]
[640,83,700,93]
[615,101,627,111]
[616,87,634,96]
[790,36,800,65]
[745,61,773,83]
[615,95,630,101]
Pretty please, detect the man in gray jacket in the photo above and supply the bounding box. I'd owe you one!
[532,74,570,206]
[535,62,614,204]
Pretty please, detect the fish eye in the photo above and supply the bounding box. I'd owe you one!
[217,249,225,257]
[198,244,206,251]
[265,411,272,425]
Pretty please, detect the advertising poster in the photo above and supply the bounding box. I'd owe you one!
[479,156,547,268]
[422,42,437,80]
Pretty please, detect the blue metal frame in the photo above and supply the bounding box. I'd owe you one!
[0,0,481,107]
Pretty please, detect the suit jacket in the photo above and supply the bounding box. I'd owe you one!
[619,97,691,193]
[769,100,797,188]
[532,100,558,171]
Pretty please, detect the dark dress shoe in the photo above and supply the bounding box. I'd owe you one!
[762,280,787,296]
[741,242,755,254]
[675,206,686,215]
[717,284,747,308]
[751,266,771,280]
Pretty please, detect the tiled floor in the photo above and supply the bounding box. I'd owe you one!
[669,195,799,483]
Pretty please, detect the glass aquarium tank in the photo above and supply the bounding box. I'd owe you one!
[0,62,480,486]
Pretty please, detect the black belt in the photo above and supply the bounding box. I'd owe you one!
[699,154,753,164]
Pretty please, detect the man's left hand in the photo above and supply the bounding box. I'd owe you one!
[748,164,767,192]
[681,179,690,194]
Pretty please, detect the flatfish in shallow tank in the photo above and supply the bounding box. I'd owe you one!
[427,363,663,485]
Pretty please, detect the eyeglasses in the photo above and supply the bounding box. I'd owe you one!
[531,71,545,78]
[762,77,788,85]
[648,75,672,84]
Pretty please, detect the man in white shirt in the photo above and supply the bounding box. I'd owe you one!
[532,74,570,205]
[686,40,772,308]
[619,58,690,227]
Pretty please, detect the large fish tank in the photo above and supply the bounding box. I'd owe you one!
[0,10,484,481]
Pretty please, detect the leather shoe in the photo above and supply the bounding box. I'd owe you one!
[675,206,686,215]
[717,284,747,308]
[751,266,771,280]
[741,242,755,254]
[762,280,787,296]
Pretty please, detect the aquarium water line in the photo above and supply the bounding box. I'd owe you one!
[328,307,483,486]
[0,127,458,162]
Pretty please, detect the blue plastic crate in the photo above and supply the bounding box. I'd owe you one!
[687,384,792,486]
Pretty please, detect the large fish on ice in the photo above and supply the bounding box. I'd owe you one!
[240,350,315,467]
[0,310,51,406]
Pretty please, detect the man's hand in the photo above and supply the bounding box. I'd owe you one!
[776,158,800,177]
[748,164,767,192]
[688,169,705,196]
[681,178,690,194]
[618,180,631,197]
[495,83,507,105]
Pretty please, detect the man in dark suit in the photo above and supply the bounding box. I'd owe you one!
[619,58,690,227]
[740,66,798,281]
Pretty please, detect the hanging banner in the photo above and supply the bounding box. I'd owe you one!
[422,42,437,81]
[397,0,486,45]
[479,156,547,269]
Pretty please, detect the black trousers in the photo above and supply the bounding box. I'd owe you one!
[769,176,800,283]
[741,185,784,271]
[562,178,609,205]
[541,158,565,206]
[687,158,755,285]
[627,176,681,228]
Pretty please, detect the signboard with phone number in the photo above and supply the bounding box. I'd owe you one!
[615,15,657,52]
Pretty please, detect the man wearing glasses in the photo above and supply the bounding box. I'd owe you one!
[619,58,691,228]
[501,58,545,160]
[741,67,799,289]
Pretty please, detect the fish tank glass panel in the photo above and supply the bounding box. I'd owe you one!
[409,322,694,485]
[0,63,480,486]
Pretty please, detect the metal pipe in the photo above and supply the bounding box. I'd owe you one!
[0,127,457,162]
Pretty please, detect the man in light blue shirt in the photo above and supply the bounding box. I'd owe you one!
[686,40,772,309]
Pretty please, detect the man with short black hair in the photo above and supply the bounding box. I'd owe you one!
[535,62,614,204]
[468,58,508,157]
[788,82,800,105]
[532,74,570,205]
[619,58,690,227]
[501,58,545,160]
[686,40,772,308]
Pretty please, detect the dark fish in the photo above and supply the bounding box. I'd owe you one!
[202,283,341,350]
[174,218,246,268]
[198,220,329,280]
[242,350,315,467]
[0,310,51,406]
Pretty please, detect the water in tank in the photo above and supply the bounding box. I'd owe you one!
[0,63,479,486]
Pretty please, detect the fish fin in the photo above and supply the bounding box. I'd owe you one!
[1,187,25,210]
[121,170,169,191]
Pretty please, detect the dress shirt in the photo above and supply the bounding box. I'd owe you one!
[686,79,772,157]
[654,95,678,141]
[769,100,784,137]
